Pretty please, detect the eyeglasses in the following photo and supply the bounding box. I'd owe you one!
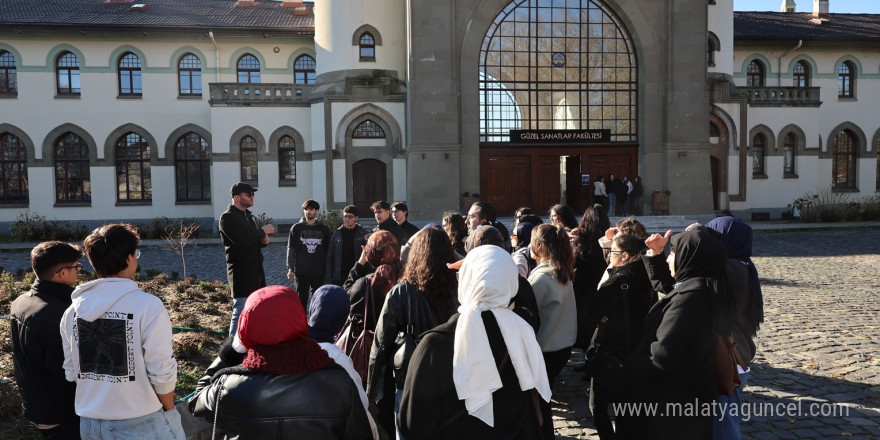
[56,263,83,274]
[135,249,141,259]
[608,250,625,254]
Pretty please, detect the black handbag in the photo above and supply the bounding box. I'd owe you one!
[584,280,630,392]
[392,285,417,385]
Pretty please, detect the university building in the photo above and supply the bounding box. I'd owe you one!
[0,0,877,231]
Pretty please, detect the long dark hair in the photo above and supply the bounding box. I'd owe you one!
[550,204,578,230]
[402,228,457,312]
[531,224,574,284]
[442,211,467,252]
[574,204,610,260]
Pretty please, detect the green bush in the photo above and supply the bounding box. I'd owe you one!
[319,209,343,231]
[253,212,274,229]
[861,194,880,221]
[9,212,88,242]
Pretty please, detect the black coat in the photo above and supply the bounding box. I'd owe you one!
[10,281,78,425]
[325,224,371,285]
[572,247,607,348]
[219,205,267,298]
[399,313,549,440]
[375,218,407,245]
[191,364,372,440]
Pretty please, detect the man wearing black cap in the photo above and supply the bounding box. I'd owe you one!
[219,182,275,335]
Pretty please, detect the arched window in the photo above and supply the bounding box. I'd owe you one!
[0,51,16,94]
[56,52,80,95]
[746,60,764,87]
[240,135,258,183]
[118,52,142,96]
[783,132,796,175]
[174,133,211,201]
[178,53,202,96]
[838,61,854,97]
[832,130,857,189]
[707,33,719,67]
[752,133,765,176]
[115,132,151,202]
[359,33,376,61]
[278,135,296,184]
[237,54,261,83]
[0,132,28,203]
[353,120,385,138]
[54,132,90,203]
[294,55,316,84]
[793,61,809,87]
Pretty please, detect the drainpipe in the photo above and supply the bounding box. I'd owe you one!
[208,31,220,82]
[778,39,802,86]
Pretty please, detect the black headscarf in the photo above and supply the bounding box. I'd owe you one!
[670,229,736,333]
[706,217,764,336]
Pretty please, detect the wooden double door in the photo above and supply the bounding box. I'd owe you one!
[480,144,637,216]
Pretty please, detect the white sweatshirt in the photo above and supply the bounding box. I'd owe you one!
[60,277,177,420]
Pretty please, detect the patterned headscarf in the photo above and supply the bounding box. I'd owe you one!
[365,231,400,267]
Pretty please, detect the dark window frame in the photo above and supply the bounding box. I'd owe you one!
[0,51,17,95]
[359,33,376,61]
[752,133,766,176]
[236,54,261,84]
[178,53,202,97]
[240,135,258,183]
[53,132,90,203]
[0,132,28,203]
[352,120,386,139]
[115,132,152,202]
[783,132,796,175]
[294,54,316,84]
[793,61,809,88]
[832,130,857,189]
[174,133,211,202]
[838,61,854,98]
[117,52,142,97]
[278,135,297,185]
[56,52,81,96]
[747,60,764,87]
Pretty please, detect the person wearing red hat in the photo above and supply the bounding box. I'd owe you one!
[191,285,372,439]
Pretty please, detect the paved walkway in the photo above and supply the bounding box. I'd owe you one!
[1,220,879,439]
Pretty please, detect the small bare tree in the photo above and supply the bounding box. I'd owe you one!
[165,219,200,278]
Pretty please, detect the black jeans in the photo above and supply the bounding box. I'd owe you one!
[540,347,573,440]
[41,419,81,440]
[293,273,324,314]
[590,377,615,439]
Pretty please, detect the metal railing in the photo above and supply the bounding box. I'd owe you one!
[208,83,313,106]
[743,86,821,106]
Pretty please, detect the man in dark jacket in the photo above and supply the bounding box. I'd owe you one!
[11,241,84,439]
[219,182,275,335]
[325,205,371,286]
[371,200,406,244]
[391,201,420,240]
[287,199,332,311]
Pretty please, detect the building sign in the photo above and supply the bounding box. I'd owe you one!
[509,129,610,143]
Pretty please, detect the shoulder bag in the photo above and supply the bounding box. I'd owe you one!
[335,280,375,384]
[392,284,417,386]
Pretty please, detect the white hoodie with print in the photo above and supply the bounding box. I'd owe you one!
[60,277,177,420]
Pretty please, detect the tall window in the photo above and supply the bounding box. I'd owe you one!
[752,134,765,176]
[115,132,151,202]
[175,133,211,201]
[832,130,857,189]
[54,132,90,202]
[278,135,296,184]
[240,135,258,183]
[118,52,142,96]
[783,133,796,175]
[237,54,261,83]
[747,60,764,87]
[294,55,316,84]
[56,52,81,95]
[178,53,202,96]
[838,61,854,97]
[353,120,385,138]
[359,33,376,61]
[707,34,718,67]
[793,61,809,87]
[0,132,28,203]
[876,147,879,191]
[0,51,16,94]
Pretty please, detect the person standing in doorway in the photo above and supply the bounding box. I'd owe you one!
[607,174,618,216]
[219,182,275,336]
[287,199,332,312]
[594,176,607,209]
[631,176,645,216]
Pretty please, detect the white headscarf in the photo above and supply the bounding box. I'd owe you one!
[453,245,551,426]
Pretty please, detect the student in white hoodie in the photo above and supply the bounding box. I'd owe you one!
[60,224,184,439]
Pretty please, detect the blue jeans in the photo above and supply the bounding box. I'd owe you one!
[229,297,247,336]
[713,370,750,440]
[608,193,617,216]
[394,388,407,440]
[81,408,184,440]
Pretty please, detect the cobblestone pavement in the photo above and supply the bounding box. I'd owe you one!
[1,229,878,439]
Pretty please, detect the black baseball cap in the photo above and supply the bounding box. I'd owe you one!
[230,182,257,196]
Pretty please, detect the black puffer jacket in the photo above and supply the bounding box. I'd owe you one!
[191,363,372,440]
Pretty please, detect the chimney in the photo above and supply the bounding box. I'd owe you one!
[281,0,304,6]
[812,0,829,18]
[780,0,796,13]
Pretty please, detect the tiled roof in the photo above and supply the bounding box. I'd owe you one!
[0,0,313,35]
[734,11,880,41]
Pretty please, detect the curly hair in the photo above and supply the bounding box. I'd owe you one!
[550,204,579,230]
[402,228,458,312]
[574,203,610,260]
[442,211,468,252]
[615,216,648,240]
[531,224,574,284]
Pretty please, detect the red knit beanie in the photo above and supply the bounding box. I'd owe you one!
[237,285,307,348]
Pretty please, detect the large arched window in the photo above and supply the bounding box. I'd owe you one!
[707,32,720,67]
[0,132,28,203]
[747,60,765,87]
[793,61,809,87]
[118,52,142,96]
[0,51,16,94]
[178,53,202,96]
[278,135,296,184]
[237,54,261,83]
[479,0,637,142]
[838,61,855,97]
[174,133,211,201]
[115,132,151,202]
[359,33,376,61]
[56,52,81,95]
[783,132,796,175]
[832,130,857,189]
[752,133,765,176]
[240,135,258,183]
[53,132,90,203]
[294,55,316,84]
[353,120,385,138]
